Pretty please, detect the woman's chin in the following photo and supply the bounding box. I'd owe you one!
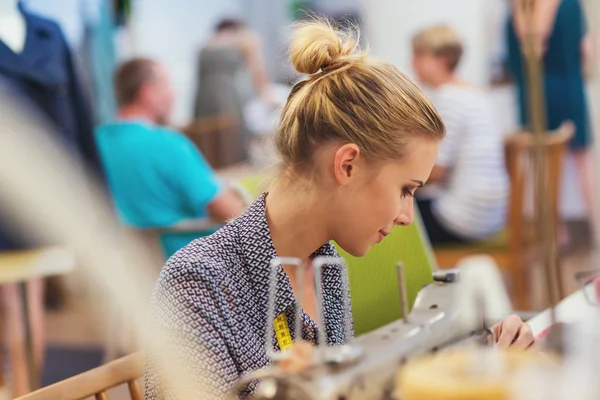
[343,244,372,258]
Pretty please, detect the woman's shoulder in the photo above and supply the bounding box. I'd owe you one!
[157,226,241,290]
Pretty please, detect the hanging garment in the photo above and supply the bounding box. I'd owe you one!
[89,0,117,124]
[25,0,118,124]
[507,0,590,149]
[0,3,101,250]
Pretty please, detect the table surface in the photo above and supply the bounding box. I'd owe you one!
[528,283,597,336]
[0,247,76,284]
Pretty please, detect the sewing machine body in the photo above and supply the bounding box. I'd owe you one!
[233,268,495,400]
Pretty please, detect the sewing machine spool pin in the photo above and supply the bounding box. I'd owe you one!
[313,257,363,366]
[267,257,306,362]
[396,262,410,323]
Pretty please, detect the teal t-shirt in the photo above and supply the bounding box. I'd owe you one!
[96,121,222,257]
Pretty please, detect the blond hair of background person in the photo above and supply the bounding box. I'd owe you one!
[95,58,246,258]
[411,25,509,244]
[508,0,596,245]
[145,20,534,400]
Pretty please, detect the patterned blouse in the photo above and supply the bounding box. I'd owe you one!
[145,194,352,399]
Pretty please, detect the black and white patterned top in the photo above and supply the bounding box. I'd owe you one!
[145,194,352,399]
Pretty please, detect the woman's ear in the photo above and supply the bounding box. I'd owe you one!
[333,143,361,186]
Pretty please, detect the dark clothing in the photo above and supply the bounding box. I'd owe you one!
[507,0,590,149]
[417,199,470,245]
[0,4,100,250]
[145,194,352,399]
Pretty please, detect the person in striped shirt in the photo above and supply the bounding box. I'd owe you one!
[412,25,509,244]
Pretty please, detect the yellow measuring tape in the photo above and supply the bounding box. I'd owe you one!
[273,313,293,351]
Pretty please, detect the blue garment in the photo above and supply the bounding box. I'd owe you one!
[507,0,590,149]
[95,121,224,257]
[0,4,100,251]
[89,0,117,124]
[25,0,118,124]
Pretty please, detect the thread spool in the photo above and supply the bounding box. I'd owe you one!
[397,349,554,400]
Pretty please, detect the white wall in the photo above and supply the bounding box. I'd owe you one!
[362,0,491,85]
[241,0,293,82]
[126,0,242,125]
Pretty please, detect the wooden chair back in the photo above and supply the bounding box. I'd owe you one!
[181,114,238,169]
[15,352,143,400]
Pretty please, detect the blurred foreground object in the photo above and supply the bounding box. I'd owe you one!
[511,315,600,399]
[0,78,212,399]
[398,349,553,400]
[14,352,143,400]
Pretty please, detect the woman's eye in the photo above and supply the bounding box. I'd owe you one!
[402,187,415,198]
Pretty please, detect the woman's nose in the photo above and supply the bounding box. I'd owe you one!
[395,201,415,226]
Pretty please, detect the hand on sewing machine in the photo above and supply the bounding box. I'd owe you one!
[492,314,535,349]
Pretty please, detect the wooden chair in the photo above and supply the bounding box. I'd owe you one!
[433,122,574,310]
[14,352,143,400]
[181,114,239,169]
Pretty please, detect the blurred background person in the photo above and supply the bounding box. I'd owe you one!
[95,58,246,259]
[191,17,272,169]
[412,25,509,244]
[507,0,596,244]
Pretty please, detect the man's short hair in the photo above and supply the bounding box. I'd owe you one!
[113,58,158,107]
[412,25,464,71]
[215,18,244,32]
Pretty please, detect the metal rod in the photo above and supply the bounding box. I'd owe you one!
[295,262,304,342]
[396,262,409,323]
[20,282,38,390]
[521,0,563,349]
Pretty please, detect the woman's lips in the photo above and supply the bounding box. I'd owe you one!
[377,230,389,243]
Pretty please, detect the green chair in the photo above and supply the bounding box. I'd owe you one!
[336,213,435,336]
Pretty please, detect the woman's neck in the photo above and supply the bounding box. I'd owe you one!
[265,185,330,261]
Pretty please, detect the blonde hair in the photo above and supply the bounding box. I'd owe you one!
[412,25,464,71]
[275,20,445,184]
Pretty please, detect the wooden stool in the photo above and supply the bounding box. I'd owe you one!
[0,247,76,397]
[433,122,574,310]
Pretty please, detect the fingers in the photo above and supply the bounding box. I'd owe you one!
[512,323,535,350]
[494,314,535,349]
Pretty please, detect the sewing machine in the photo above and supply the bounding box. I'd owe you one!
[228,255,513,400]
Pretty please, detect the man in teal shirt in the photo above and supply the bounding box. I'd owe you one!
[96,58,245,257]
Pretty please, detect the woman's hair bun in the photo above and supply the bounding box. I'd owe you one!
[289,19,362,75]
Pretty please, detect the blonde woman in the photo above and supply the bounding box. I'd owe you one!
[146,20,533,399]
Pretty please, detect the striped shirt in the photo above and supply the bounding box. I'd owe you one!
[427,83,509,239]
